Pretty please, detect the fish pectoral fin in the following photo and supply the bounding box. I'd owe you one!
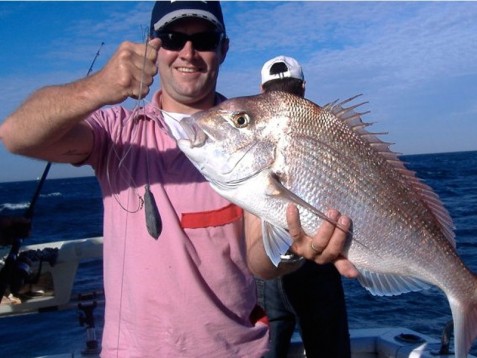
[357,268,431,296]
[265,172,350,234]
[261,219,293,267]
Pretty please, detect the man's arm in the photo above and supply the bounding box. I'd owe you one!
[1,81,98,163]
[245,204,358,280]
[0,39,161,164]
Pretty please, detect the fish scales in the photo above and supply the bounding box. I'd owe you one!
[274,95,444,257]
[178,91,477,357]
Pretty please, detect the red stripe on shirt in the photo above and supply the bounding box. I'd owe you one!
[181,204,244,229]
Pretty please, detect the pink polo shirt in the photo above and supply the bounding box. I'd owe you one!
[84,91,269,357]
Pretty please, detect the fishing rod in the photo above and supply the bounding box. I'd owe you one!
[86,42,105,77]
[0,42,105,301]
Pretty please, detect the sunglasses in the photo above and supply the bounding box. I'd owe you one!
[155,31,225,52]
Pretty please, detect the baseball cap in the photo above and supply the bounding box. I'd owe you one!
[261,56,304,85]
[150,1,226,36]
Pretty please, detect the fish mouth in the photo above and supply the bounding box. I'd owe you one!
[180,116,207,147]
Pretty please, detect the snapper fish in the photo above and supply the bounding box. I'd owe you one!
[177,91,477,358]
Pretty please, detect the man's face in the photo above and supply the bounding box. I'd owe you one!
[157,18,228,109]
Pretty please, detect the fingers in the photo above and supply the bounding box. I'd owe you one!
[312,210,349,264]
[148,38,161,51]
[129,41,159,99]
[96,41,159,103]
[287,204,358,278]
[287,205,344,260]
[308,209,341,259]
[334,256,359,278]
[286,204,304,248]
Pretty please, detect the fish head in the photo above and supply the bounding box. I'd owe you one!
[178,92,290,186]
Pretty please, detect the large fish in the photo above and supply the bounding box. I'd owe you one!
[177,91,477,357]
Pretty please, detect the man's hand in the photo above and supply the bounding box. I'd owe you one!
[286,204,359,279]
[89,38,161,105]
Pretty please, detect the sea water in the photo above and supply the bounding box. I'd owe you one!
[0,151,476,357]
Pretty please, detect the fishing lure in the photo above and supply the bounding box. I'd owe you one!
[144,184,162,239]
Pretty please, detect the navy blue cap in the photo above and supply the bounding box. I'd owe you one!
[150,1,226,37]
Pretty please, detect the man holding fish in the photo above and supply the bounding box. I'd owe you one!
[0,1,356,357]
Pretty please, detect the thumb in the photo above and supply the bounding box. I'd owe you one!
[148,38,161,51]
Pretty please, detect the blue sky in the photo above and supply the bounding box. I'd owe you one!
[1,1,476,182]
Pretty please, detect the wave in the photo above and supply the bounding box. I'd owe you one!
[0,193,61,212]
[0,202,30,211]
[40,192,62,198]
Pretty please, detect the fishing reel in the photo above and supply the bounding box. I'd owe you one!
[0,244,59,299]
[8,253,34,295]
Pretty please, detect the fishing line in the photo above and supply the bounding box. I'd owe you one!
[110,28,165,355]
[105,30,149,216]
[109,28,150,357]
[140,35,162,239]
[104,28,183,239]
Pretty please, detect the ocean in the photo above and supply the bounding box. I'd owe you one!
[0,150,476,357]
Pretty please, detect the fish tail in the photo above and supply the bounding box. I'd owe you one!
[450,274,477,358]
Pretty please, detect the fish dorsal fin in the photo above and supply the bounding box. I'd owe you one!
[261,219,293,267]
[357,268,432,296]
[324,96,455,247]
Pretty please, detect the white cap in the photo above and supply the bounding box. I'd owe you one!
[261,56,304,85]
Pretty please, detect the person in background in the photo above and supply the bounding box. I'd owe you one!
[0,2,356,356]
[259,56,351,358]
[0,216,31,246]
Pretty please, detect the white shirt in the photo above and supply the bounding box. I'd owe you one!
[161,110,190,141]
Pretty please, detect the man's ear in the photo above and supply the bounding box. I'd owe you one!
[219,37,229,64]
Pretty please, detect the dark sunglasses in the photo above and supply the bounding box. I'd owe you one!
[155,31,224,52]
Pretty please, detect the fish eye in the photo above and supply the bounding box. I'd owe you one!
[232,112,250,128]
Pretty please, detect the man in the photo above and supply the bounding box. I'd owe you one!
[0,2,356,356]
[259,56,350,358]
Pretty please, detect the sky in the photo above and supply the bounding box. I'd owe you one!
[0,1,476,182]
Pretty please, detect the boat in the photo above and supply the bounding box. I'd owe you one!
[0,237,103,316]
[288,327,463,358]
[1,237,475,358]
